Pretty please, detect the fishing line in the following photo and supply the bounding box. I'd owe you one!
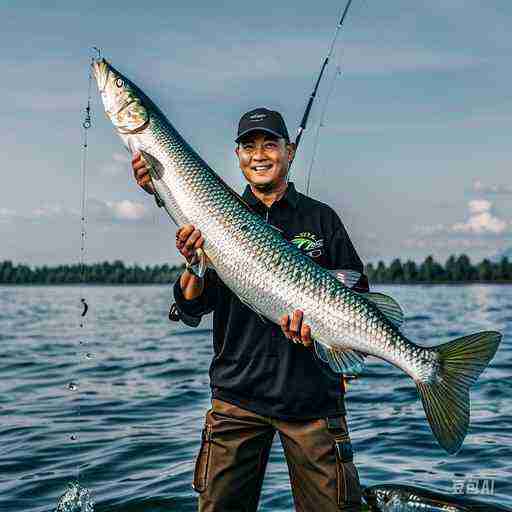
[74,48,97,485]
[305,60,343,196]
[302,0,374,196]
[289,0,355,183]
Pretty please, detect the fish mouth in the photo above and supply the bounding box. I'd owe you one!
[91,58,110,92]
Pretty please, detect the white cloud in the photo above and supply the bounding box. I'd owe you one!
[413,223,446,235]
[88,198,150,223]
[1,199,149,225]
[452,199,508,234]
[32,204,76,219]
[414,199,508,237]
[100,152,131,177]
[403,237,502,251]
[108,200,148,221]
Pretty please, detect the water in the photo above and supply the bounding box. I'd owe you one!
[1,284,510,511]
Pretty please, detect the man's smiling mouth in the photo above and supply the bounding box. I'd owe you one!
[252,165,273,172]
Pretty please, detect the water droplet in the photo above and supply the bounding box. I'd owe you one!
[68,382,78,391]
[56,481,95,512]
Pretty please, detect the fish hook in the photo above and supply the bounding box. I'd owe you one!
[91,46,101,62]
[81,298,89,317]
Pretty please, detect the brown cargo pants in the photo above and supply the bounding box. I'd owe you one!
[192,398,362,511]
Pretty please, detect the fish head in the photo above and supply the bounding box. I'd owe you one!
[91,58,149,135]
[363,486,400,511]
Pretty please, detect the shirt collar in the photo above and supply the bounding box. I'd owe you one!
[242,181,299,210]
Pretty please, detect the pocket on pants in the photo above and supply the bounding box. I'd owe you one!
[334,434,361,506]
[192,423,212,493]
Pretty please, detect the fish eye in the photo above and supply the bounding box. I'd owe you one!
[115,78,124,88]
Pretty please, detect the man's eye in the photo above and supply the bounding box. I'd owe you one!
[242,145,254,151]
[265,143,277,149]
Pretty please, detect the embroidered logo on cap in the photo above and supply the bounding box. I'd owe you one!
[249,113,267,121]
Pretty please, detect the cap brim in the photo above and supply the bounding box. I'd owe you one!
[235,127,288,143]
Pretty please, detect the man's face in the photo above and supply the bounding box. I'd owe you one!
[236,131,295,191]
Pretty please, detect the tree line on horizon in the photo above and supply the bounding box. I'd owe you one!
[0,255,511,284]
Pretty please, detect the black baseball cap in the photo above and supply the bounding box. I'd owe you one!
[236,107,290,143]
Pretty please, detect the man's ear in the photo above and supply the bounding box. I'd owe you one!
[235,145,240,158]
[287,142,296,162]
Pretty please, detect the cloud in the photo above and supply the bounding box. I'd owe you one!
[0,199,149,225]
[99,152,131,176]
[88,198,150,222]
[473,180,512,196]
[403,237,502,251]
[412,199,512,245]
[452,199,508,234]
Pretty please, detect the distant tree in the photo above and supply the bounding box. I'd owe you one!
[419,256,444,282]
[388,258,404,283]
[477,259,493,281]
[375,261,388,282]
[455,254,475,282]
[403,260,418,282]
[497,257,511,281]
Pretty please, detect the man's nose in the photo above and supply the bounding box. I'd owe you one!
[252,146,267,160]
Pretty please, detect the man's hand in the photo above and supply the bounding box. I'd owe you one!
[176,224,205,263]
[132,151,155,195]
[279,310,312,347]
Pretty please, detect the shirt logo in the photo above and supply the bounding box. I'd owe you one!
[291,232,324,258]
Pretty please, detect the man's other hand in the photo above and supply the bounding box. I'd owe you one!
[176,225,205,263]
[132,151,155,195]
[279,310,312,347]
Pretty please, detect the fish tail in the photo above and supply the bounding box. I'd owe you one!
[416,331,501,454]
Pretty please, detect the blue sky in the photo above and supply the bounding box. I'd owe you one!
[2,0,512,267]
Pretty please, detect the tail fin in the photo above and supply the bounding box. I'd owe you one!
[416,331,501,454]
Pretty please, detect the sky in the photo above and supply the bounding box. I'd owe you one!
[2,0,512,267]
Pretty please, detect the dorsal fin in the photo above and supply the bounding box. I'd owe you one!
[360,292,404,328]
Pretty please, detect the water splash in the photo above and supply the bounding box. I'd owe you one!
[55,481,94,512]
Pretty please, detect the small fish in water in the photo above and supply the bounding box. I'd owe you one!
[92,57,502,454]
[55,481,94,512]
[363,484,511,512]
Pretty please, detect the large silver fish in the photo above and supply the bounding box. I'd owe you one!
[91,58,501,454]
[363,483,511,511]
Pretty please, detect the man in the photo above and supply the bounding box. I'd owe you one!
[132,108,368,511]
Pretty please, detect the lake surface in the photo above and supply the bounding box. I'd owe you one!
[1,285,510,511]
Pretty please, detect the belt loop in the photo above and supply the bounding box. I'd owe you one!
[334,437,354,463]
[326,415,354,464]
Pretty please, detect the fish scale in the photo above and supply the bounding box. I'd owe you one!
[92,58,501,454]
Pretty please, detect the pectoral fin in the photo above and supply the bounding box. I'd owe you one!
[314,340,366,375]
[330,269,362,289]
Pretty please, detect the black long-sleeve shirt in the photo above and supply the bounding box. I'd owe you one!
[173,182,368,420]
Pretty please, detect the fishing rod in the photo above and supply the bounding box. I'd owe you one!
[290,0,355,169]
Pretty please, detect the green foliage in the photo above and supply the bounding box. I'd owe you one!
[366,255,512,284]
[0,260,185,284]
[1,256,511,285]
